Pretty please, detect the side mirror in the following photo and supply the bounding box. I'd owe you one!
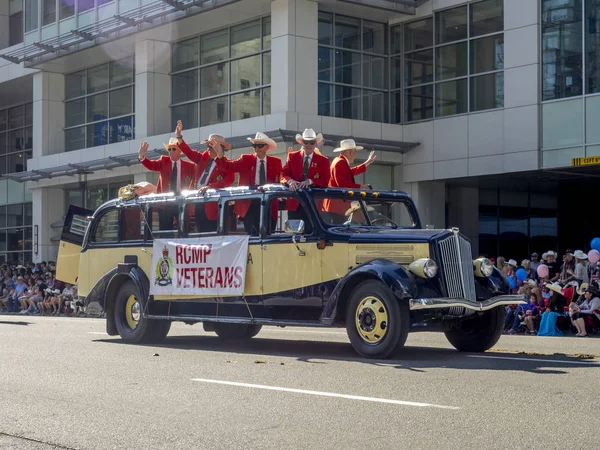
[284,219,305,234]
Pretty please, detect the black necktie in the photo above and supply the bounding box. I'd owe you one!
[302,156,309,181]
[259,159,266,185]
[198,159,213,187]
[170,161,177,192]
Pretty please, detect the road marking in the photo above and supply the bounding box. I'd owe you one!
[191,378,460,410]
[467,355,598,365]
[88,332,108,335]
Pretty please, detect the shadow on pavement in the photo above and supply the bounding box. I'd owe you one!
[0,320,29,326]
[94,334,598,374]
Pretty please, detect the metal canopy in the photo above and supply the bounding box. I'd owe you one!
[338,0,430,14]
[2,129,419,183]
[0,0,243,65]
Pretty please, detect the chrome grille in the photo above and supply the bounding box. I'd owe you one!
[437,232,477,301]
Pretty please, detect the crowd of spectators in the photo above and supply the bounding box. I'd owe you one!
[494,250,600,337]
[0,262,82,316]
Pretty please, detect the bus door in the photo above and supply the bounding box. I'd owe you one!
[56,205,94,285]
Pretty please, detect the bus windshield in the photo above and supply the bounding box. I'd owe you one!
[314,196,416,228]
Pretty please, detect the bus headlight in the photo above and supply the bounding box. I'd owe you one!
[409,258,439,279]
[473,258,494,277]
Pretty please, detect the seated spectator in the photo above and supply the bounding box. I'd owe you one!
[523,293,541,335]
[58,283,75,315]
[571,285,600,337]
[537,283,568,337]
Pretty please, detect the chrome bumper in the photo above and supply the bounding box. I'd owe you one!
[409,295,526,312]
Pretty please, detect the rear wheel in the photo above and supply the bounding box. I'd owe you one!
[444,306,505,352]
[114,280,170,343]
[213,323,262,340]
[345,280,409,359]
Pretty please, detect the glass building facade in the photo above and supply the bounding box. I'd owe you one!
[0,104,33,264]
[317,0,504,124]
[170,17,272,128]
[541,0,600,167]
[64,57,135,151]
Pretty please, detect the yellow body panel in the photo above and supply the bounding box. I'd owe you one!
[76,241,430,299]
[56,241,83,285]
[78,247,152,297]
[350,243,430,266]
[261,240,322,294]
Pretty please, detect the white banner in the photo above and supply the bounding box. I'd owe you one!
[150,237,250,296]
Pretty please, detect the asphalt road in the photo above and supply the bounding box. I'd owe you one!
[1,315,599,450]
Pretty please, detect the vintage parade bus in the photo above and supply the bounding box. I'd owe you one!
[57,186,524,359]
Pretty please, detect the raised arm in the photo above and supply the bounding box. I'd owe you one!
[138,141,162,171]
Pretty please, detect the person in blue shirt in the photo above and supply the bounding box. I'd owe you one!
[7,276,26,312]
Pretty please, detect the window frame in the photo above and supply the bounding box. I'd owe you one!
[64,58,135,152]
[318,12,389,122]
[184,199,220,237]
[88,207,119,245]
[390,0,504,124]
[170,16,272,128]
[263,193,317,239]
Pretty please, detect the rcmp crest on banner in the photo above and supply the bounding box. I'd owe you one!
[155,246,174,286]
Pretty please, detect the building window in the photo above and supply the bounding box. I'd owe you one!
[60,0,75,20]
[0,203,33,264]
[42,0,56,26]
[64,57,135,152]
[171,17,271,128]
[0,104,33,175]
[318,13,388,122]
[9,12,24,46]
[392,0,504,123]
[542,0,583,100]
[24,0,38,33]
[586,0,600,93]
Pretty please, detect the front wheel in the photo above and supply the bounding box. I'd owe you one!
[444,306,505,352]
[114,280,170,344]
[345,280,409,359]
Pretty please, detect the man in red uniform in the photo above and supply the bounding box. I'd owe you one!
[214,132,282,235]
[138,139,195,230]
[323,139,376,225]
[174,120,234,232]
[281,128,330,224]
[138,140,194,194]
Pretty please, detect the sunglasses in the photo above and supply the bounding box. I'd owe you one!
[167,147,178,152]
[252,144,267,149]
[303,140,316,145]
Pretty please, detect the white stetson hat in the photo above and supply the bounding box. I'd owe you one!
[163,137,180,151]
[574,250,587,260]
[344,201,375,216]
[507,259,518,267]
[295,129,324,146]
[247,132,277,151]
[545,283,563,295]
[333,139,364,153]
[577,282,589,295]
[201,134,232,150]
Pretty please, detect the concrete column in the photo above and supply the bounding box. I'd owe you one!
[401,181,446,230]
[32,71,65,158]
[32,186,65,263]
[135,40,171,138]
[447,186,479,257]
[0,1,9,50]
[270,0,318,115]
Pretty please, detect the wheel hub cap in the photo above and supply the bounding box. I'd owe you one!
[355,297,388,343]
[125,295,140,330]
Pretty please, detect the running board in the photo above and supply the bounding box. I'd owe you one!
[145,314,329,328]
